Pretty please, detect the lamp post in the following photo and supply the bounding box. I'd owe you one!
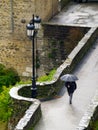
[26,14,41,98]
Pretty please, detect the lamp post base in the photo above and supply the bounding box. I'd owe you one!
[31,88,37,98]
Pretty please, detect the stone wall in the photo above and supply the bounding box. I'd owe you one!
[61,0,70,9]
[38,24,89,75]
[9,85,41,130]
[77,89,98,130]
[18,27,98,98]
[35,0,59,21]
[9,27,98,130]
[0,0,62,79]
[43,24,89,39]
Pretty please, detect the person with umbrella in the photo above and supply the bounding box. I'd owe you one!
[65,81,77,104]
[60,74,78,104]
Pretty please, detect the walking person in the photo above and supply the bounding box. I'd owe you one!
[60,74,78,104]
[65,81,77,104]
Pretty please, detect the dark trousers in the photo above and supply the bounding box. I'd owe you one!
[69,93,73,104]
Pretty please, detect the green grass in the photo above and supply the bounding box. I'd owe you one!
[16,69,56,85]
[28,127,34,130]
[92,121,98,130]
[16,80,32,85]
[37,69,56,82]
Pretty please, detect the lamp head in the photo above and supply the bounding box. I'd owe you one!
[26,23,35,37]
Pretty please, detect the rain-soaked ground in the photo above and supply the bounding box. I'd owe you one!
[34,2,98,130]
[34,39,98,130]
[50,1,98,27]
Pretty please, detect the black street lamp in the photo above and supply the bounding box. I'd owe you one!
[26,14,41,98]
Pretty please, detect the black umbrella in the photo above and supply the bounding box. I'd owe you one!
[60,74,78,82]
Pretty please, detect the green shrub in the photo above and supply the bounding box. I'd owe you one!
[0,64,5,75]
[37,69,56,82]
[0,86,13,121]
[92,121,98,130]
[0,64,20,91]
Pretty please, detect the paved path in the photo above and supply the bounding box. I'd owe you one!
[50,2,98,27]
[34,2,98,130]
[34,38,98,130]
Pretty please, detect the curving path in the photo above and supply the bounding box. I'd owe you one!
[34,37,98,130]
[34,2,98,129]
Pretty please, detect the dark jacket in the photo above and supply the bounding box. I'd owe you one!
[65,81,77,95]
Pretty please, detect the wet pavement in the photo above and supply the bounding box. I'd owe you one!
[34,38,98,130]
[34,2,98,130]
[50,2,98,27]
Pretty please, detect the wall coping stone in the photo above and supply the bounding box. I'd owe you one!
[9,84,40,103]
[77,89,98,130]
[14,103,40,130]
[9,84,41,130]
